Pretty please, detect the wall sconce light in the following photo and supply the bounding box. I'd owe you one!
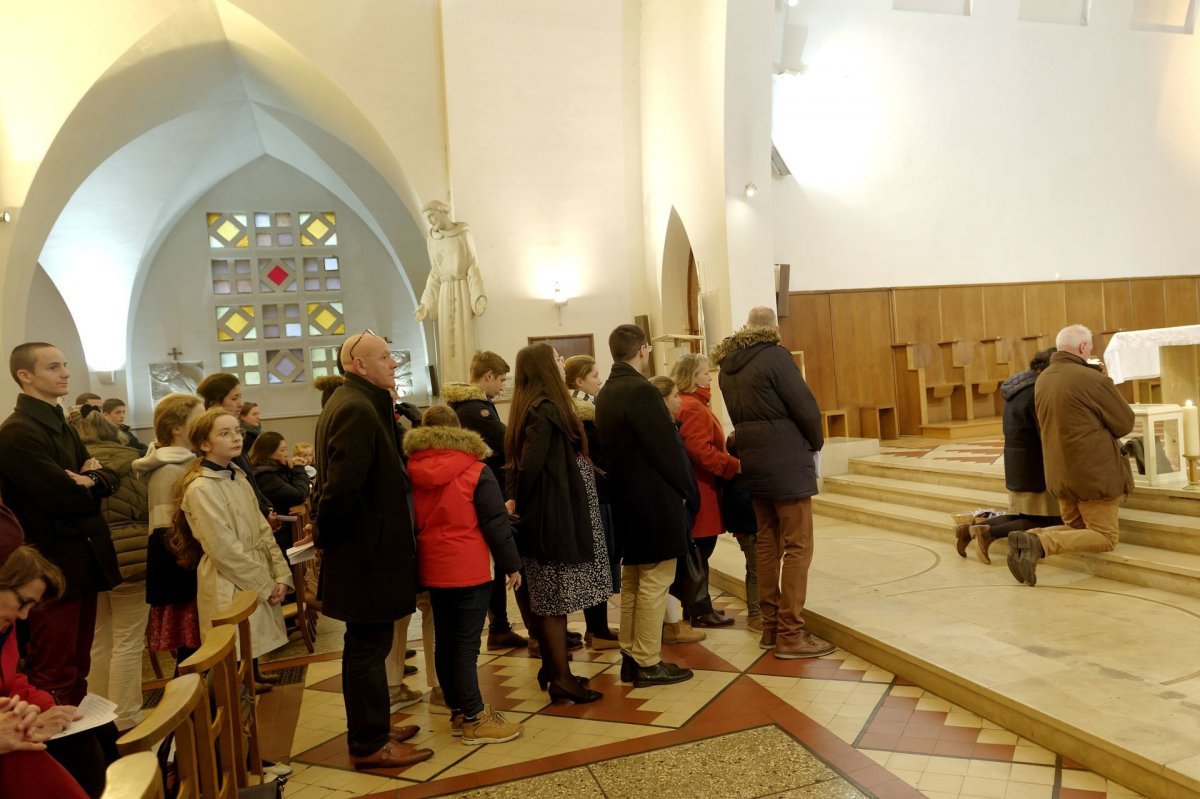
[0,211,11,223]
[743,182,758,198]
[98,370,116,386]
[552,282,569,325]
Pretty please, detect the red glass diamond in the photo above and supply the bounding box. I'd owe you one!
[267,265,289,285]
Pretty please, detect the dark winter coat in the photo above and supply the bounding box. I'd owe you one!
[1035,351,1135,502]
[86,440,149,583]
[313,374,416,623]
[1000,370,1047,494]
[0,394,122,599]
[506,400,594,564]
[252,462,311,513]
[713,327,823,501]
[595,362,697,565]
[572,397,609,503]
[444,382,508,498]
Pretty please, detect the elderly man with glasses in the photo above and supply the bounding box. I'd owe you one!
[312,330,433,769]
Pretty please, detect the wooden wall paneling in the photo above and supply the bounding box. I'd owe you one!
[1164,277,1200,327]
[1024,283,1067,341]
[892,345,926,435]
[1102,279,1132,332]
[829,291,896,417]
[940,286,986,343]
[1130,278,1167,331]
[1063,281,1105,337]
[779,293,837,413]
[891,287,943,345]
[981,284,1026,340]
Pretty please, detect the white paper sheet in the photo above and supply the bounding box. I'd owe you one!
[49,693,117,739]
[287,541,316,564]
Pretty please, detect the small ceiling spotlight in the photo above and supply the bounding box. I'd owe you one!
[787,0,799,6]
[744,182,758,198]
[0,211,11,223]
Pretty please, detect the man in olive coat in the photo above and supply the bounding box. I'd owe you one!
[0,342,121,705]
[596,324,696,687]
[714,307,832,660]
[1008,324,1135,586]
[313,332,432,768]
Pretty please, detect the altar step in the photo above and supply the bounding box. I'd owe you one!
[917,418,1003,439]
[816,458,1200,595]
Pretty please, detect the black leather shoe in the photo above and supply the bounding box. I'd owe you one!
[634,661,694,687]
[405,648,417,659]
[619,652,637,683]
[691,612,735,628]
[403,664,418,676]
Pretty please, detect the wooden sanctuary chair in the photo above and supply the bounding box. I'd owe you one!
[100,751,165,799]
[116,674,209,799]
[281,504,316,653]
[178,625,249,796]
[212,590,264,778]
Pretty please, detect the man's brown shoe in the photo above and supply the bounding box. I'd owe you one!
[759,629,777,649]
[954,522,972,558]
[774,633,835,660]
[349,743,433,770]
[1007,530,1041,586]
[970,524,995,565]
[389,724,419,743]
[486,629,529,651]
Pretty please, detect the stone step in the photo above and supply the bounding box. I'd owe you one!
[847,455,1200,518]
[823,472,1200,555]
[812,491,1200,598]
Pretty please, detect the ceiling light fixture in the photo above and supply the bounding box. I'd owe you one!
[744,182,758,198]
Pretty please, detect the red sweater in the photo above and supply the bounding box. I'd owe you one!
[0,628,54,710]
[678,388,740,538]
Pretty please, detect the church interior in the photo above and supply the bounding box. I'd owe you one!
[4,1,1200,797]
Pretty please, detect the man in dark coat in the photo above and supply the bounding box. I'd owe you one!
[596,324,696,687]
[312,332,433,769]
[443,350,527,651]
[713,307,832,660]
[0,342,121,705]
[1008,324,1135,586]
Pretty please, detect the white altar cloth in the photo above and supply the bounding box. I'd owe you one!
[1103,325,1200,384]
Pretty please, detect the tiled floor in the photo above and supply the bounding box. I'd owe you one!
[246,592,1145,799]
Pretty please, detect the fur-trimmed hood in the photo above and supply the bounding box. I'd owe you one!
[441,382,487,404]
[403,424,491,459]
[572,396,595,421]
[711,327,782,374]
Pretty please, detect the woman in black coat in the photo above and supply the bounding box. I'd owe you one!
[956,348,1063,563]
[249,431,312,558]
[505,344,610,704]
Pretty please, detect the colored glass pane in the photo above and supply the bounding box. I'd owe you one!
[226,313,248,334]
[315,309,336,330]
[307,217,329,239]
[267,265,289,285]
[217,220,240,241]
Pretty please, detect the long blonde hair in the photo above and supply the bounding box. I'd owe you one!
[670,353,709,394]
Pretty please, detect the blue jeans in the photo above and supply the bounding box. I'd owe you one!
[428,583,492,719]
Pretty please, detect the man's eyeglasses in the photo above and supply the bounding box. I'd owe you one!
[347,328,377,361]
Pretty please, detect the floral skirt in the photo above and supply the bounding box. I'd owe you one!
[147,600,201,653]
[523,455,613,616]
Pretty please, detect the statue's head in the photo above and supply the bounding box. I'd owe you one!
[422,200,451,229]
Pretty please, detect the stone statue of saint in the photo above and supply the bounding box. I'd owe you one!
[414,200,487,385]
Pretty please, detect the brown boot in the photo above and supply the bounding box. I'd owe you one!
[954,522,972,558]
[970,524,995,565]
[774,633,835,660]
[662,621,706,643]
[759,628,777,650]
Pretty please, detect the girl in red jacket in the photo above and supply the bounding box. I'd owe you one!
[404,406,524,745]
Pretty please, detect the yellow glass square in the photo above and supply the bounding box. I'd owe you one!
[217,219,240,241]
[307,217,329,240]
[314,309,336,330]
[207,213,221,225]
[226,313,248,334]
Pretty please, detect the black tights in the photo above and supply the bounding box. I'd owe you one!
[983,513,1062,537]
[515,581,582,694]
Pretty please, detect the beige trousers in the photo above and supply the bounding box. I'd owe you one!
[1033,496,1120,556]
[619,559,676,667]
[386,591,438,690]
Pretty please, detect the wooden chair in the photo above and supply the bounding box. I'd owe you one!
[100,751,165,799]
[211,590,263,779]
[281,504,316,653]
[178,625,248,796]
[116,674,209,799]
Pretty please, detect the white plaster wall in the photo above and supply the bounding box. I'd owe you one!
[772,0,1200,290]
[130,157,426,427]
[438,0,644,377]
[19,266,87,404]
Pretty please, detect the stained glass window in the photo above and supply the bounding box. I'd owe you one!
[218,351,262,386]
[310,346,341,379]
[299,212,337,246]
[267,349,306,384]
[208,210,347,394]
[207,213,249,248]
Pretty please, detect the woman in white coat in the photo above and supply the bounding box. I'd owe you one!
[177,407,292,660]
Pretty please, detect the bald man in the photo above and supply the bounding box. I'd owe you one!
[312,332,432,768]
